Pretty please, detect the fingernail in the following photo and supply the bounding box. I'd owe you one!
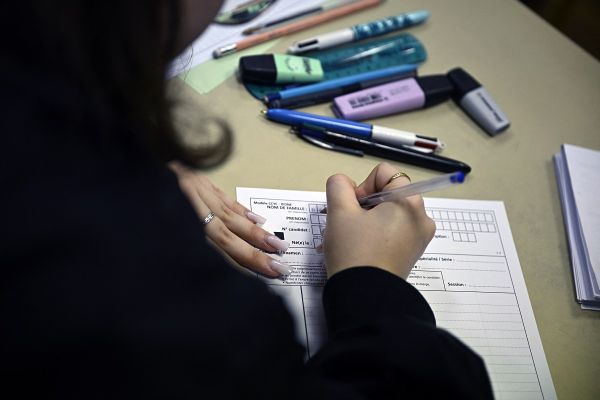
[246,211,267,225]
[268,259,293,276]
[266,235,290,252]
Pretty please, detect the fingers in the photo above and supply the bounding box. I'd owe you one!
[182,181,290,277]
[172,164,281,250]
[205,218,292,278]
[170,163,292,277]
[325,174,361,215]
[355,162,411,198]
[193,174,258,221]
[193,179,285,253]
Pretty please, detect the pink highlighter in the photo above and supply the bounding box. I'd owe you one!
[332,75,454,121]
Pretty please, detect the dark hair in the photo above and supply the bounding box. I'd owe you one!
[2,0,231,167]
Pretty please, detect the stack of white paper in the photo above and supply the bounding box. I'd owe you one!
[554,144,600,311]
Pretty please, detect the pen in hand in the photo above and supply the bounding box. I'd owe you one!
[320,172,465,213]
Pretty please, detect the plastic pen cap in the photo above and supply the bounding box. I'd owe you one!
[332,75,454,121]
[447,67,510,136]
[239,54,324,84]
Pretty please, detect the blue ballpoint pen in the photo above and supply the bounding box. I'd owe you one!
[320,172,465,213]
[264,64,418,102]
[262,108,445,152]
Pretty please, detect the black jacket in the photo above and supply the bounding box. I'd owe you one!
[0,66,493,399]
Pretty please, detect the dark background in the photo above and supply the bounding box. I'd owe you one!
[521,0,600,60]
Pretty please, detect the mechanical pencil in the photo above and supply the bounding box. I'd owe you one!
[288,10,430,53]
[263,108,445,152]
[320,172,466,213]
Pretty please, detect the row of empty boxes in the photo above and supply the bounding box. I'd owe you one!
[453,232,477,242]
[310,213,327,224]
[309,206,327,249]
[426,209,495,223]
[308,204,327,213]
[435,220,497,233]
[312,224,325,248]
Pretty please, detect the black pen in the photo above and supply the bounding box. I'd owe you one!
[294,125,471,174]
[267,69,416,109]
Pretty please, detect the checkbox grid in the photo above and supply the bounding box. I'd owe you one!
[309,203,327,248]
[426,208,497,243]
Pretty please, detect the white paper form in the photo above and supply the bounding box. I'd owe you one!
[169,0,327,77]
[236,188,557,400]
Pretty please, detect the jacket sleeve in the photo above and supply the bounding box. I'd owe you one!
[303,267,494,399]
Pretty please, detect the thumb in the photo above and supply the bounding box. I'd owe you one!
[326,174,361,214]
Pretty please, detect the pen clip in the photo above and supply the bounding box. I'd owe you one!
[323,44,417,69]
[291,127,364,157]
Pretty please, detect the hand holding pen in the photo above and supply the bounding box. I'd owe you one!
[323,163,437,280]
[321,171,465,213]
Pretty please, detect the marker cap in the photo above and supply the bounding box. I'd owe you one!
[447,68,510,136]
[418,75,454,107]
[239,54,324,84]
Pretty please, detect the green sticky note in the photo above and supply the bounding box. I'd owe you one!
[179,40,281,95]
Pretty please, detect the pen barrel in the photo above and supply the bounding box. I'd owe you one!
[351,11,428,40]
[299,127,470,173]
[267,109,372,137]
[358,172,463,207]
[359,142,468,172]
[267,64,418,101]
[293,29,354,53]
[267,70,417,109]
[371,126,442,151]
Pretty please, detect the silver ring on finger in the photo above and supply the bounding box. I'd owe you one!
[202,211,216,226]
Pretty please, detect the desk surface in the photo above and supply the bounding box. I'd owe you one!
[172,0,600,398]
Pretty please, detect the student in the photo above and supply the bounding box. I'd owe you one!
[0,1,493,398]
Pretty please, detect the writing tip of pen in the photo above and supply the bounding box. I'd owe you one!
[260,109,267,116]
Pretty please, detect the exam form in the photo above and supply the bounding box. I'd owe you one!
[237,188,557,400]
